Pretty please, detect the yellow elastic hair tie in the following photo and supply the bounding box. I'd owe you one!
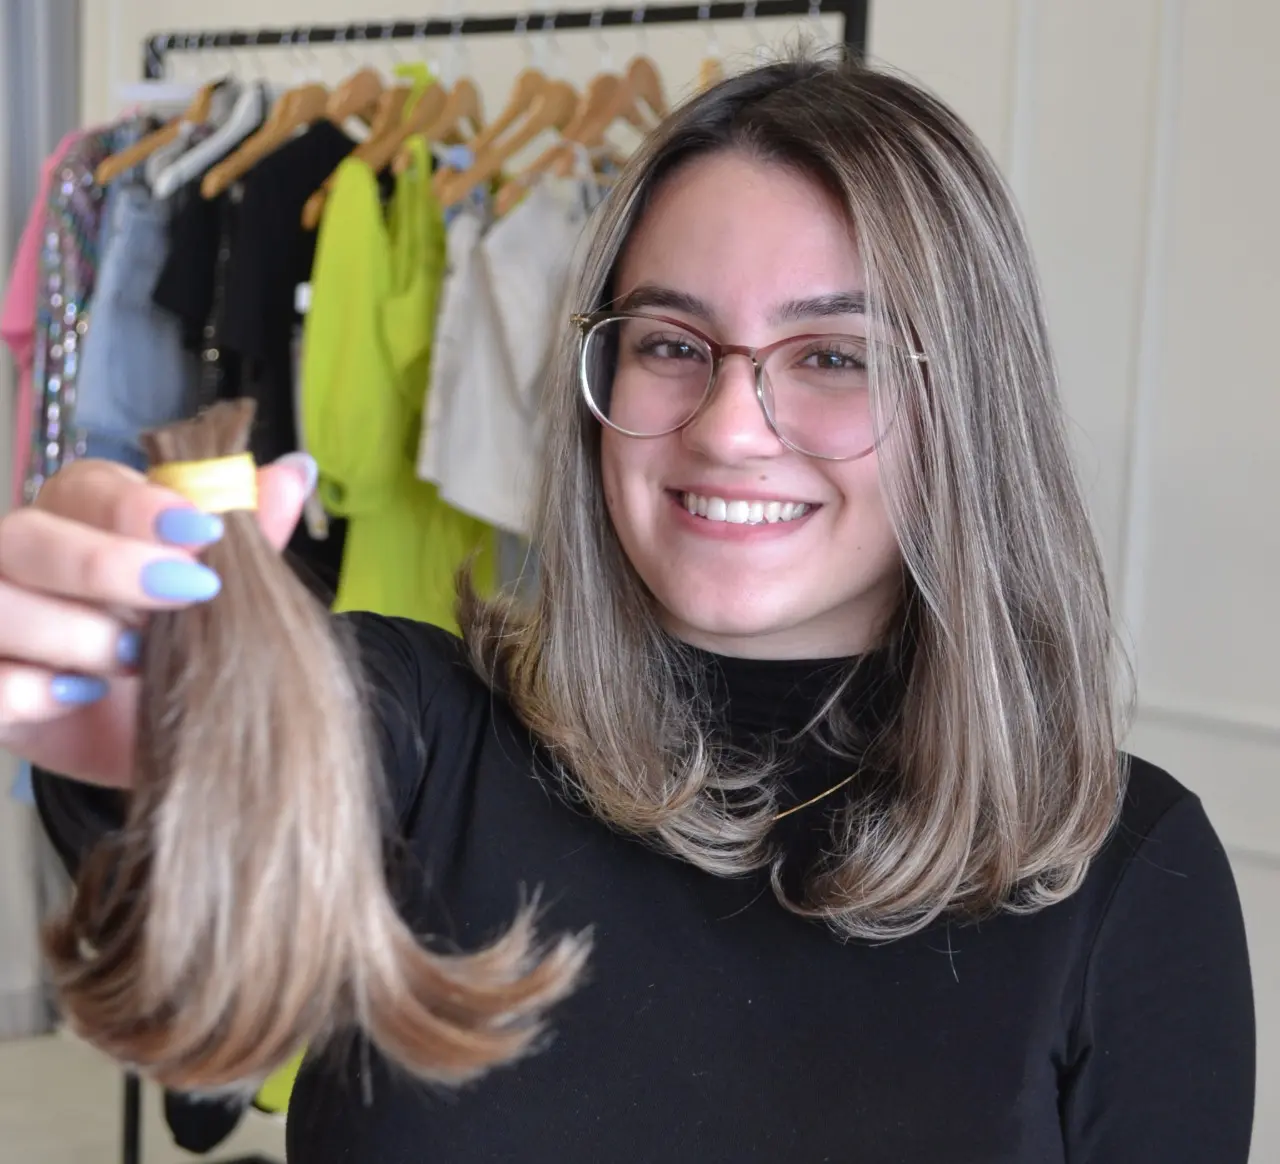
[148,453,259,514]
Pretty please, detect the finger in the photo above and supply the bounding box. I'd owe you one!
[0,579,140,675]
[256,453,315,552]
[35,458,218,546]
[0,507,219,609]
[0,662,108,728]
[0,670,138,790]
[35,453,314,552]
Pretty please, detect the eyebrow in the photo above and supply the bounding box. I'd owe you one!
[770,292,867,324]
[612,284,867,327]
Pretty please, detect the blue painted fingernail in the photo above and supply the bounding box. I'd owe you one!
[155,508,225,547]
[116,628,142,668]
[51,674,109,706]
[141,560,222,602]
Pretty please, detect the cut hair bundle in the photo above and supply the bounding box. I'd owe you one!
[42,399,587,1095]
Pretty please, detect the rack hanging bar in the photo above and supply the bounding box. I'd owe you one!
[144,0,867,78]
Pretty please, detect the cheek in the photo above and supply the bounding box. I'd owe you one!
[830,457,900,565]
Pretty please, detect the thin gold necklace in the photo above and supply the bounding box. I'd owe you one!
[771,773,857,822]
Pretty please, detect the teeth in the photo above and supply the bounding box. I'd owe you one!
[680,493,811,525]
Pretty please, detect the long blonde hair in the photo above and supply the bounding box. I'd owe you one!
[462,53,1131,941]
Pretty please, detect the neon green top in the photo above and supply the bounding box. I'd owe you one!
[302,133,495,626]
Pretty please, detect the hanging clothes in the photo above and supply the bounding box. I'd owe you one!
[24,117,148,499]
[302,133,495,626]
[150,83,271,418]
[73,180,200,468]
[219,119,360,596]
[418,171,602,537]
[1,130,83,509]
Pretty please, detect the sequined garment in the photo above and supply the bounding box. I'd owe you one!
[25,119,146,501]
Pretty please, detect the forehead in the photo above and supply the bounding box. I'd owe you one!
[616,150,865,303]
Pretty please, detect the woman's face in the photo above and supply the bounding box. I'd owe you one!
[601,151,902,659]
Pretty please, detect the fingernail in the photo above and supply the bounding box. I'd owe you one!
[116,628,142,668]
[51,674,109,706]
[141,559,222,602]
[274,451,318,497]
[155,507,225,547]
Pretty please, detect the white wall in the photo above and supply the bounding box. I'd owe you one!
[79,0,1279,1156]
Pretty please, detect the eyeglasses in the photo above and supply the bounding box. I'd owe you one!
[571,311,926,461]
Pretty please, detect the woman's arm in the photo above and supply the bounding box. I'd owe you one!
[1061,793,1255,1161]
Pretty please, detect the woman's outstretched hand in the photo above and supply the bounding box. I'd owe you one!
[0,454,311,788]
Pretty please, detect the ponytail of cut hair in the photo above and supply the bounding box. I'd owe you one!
[42,399,588,1096]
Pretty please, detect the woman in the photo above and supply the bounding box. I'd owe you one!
[0,56,1254,1162]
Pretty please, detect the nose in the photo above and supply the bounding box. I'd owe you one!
[680,352,784,462]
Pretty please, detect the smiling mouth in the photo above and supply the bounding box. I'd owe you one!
[677,491,816,526]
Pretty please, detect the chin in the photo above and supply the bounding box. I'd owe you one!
[655,585,816,650]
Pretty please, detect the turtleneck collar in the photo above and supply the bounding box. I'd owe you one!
[690,646,898,747]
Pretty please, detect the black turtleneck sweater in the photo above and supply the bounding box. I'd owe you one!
[33,613,1255,1163]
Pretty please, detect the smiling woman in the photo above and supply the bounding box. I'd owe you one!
[7,49,1255,1164]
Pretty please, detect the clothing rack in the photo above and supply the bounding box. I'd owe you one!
[143,0,867,79]
[117,4,867,1162]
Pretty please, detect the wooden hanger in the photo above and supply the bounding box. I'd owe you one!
[301,83,414,229]
[433,67,545,197]
[326,66,384,125]
[470,68,546,155]
[150,81,268,200]
[438,79,578,210]
[395,77,483,175]
[94,80,220,185]
[698,56,725,91]
[494,73,641,215]
[200,81,329,198]
[360,82,448,179]
[626,55,668,122]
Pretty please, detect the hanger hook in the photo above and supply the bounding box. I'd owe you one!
[514,12,534,66]
[245,29,266,83]
[448,14,469,87]
[381,20,405,65]
[277,28,299,84]
[697,4,722,60]
[631,5,650,53]
[332,26,348,71]
[295,28,318,81]
[589,9,614,72]
[540,13,564,79]
[744,0,768,61]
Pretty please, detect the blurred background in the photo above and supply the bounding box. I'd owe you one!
[0,0,1275,1160]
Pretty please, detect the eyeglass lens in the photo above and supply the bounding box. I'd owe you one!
[582,314,881,460]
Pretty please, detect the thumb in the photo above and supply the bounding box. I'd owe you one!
[256,453,317,551]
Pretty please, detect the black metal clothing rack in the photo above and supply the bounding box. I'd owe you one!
[120,3,866,1162]
[143,0,867,78]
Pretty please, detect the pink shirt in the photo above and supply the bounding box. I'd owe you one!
[2,130,84,508]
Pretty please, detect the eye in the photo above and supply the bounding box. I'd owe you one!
[797,341,867,372]
[637,332,707,362]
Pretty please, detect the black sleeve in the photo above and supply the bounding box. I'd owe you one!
[1061,794,1256,1162]
[33,612,450,877]
[337,610,447,826]
[33,769,127,877]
